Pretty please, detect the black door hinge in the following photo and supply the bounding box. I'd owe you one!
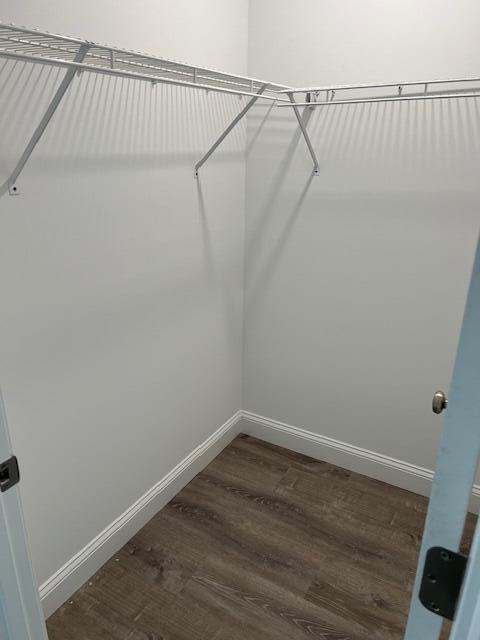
[419,546,467,620]
[0,456,20,493]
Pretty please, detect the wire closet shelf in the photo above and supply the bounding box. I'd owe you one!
[278,76,480,106]
[1,21,480,190]
[0,22,287,98]
[0,21,291,190]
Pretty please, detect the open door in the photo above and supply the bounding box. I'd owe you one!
[0,389,48,640]
[406,233,480,638]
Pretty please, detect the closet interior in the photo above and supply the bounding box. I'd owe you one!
[1,5,480,640]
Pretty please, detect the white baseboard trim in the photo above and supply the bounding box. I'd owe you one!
[40,408,479,618]
[238,411,480,513]
[39,410,242,618]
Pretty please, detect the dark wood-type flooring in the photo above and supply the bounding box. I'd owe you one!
[47,434,476,639]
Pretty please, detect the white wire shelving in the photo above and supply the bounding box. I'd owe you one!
[278,77,480,174]
[278,77,480,106]
[0,22,289,192]
[2,21,480,191]
[0,23,289,96]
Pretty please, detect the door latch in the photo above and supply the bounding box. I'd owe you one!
[432,390,448,414]
[419,546,467,620]
[0,456,20,493]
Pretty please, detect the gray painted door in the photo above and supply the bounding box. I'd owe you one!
[406,234,480,638]
[0,388,48,640]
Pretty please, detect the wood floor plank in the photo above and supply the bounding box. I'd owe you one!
[132,594,221,640]
[47,590,139,640]
[47,433,477,639]
[183,465,415,589]
[231,434,329,474]
[183,537,373,639]
[205,437,289,491]
[305,568,409,638]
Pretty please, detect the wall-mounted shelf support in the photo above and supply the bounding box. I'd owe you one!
[6,43,90,196]
[0,22,289,195]
[194,83,269,178]
[3,23,480,189]
[287,92,319,176]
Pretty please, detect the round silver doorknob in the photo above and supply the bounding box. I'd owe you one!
[432,390,448,414]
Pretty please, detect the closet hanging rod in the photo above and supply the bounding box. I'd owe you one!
[277,90,480,107]
[279,76,480,94]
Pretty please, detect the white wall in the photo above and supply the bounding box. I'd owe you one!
[0,0,248,587]
[3,0,480,601]
[245,0,480,471]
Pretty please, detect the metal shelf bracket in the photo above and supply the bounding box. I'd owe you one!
[194,83,269,178]
[5,43,90,196]
[0,23,290,191]
[287,92,320,176]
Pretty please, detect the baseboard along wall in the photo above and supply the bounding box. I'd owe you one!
[39,411,243,618]
[40,409,480,618]
[239,412,480,511]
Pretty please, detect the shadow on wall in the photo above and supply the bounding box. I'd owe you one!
[245,105,317,306]
[0,58,253,372]
[246,106,315,263]
[304,95,480,175]
[246,94,480,182]
[0,58,250,188]
[196,177,239,347]
[247,171,315,307]
[245,95,480,310]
